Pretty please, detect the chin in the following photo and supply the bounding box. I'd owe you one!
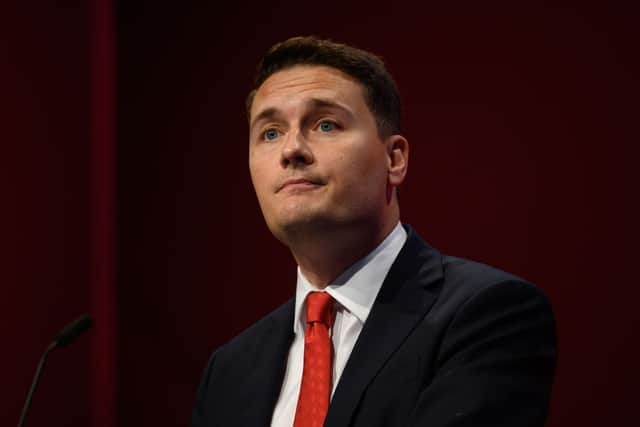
[269,211,339,244]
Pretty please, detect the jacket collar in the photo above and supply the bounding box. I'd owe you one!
[242,224,444,427]
[325,224,444,427]
[238,299,294,427]
[293,222,408,333]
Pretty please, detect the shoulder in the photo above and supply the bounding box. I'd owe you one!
[429,255,556,363]
[400,225,553,323]
[192,299,294,425]
[194,298,293,396]
[441,255,538,297]
[439,255,551,310]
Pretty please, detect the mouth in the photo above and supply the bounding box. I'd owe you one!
[277,177,324,193]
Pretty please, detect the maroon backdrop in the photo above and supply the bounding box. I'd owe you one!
[3,1,638,427]
[2,1,87,427]
[2,1,115,427]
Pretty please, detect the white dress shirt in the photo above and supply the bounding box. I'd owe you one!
[270,222,407,427]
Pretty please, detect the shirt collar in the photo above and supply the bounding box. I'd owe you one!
[293,222,407,334]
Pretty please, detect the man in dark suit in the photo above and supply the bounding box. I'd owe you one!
[192,36,556,427]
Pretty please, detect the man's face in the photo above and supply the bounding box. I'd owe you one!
[248,65,393,242]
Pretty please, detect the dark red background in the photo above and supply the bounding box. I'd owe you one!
[2,1,638,426]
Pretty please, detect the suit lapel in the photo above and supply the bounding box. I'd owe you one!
[325,226,444,427]
[240,299,294,427]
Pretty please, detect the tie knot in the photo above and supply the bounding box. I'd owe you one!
[306,292,334,327]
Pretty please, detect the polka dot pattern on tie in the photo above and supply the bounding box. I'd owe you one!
[293,292,334,427]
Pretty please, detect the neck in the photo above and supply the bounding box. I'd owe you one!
[289,214,399,289]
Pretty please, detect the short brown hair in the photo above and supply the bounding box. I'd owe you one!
[246,36,402,137]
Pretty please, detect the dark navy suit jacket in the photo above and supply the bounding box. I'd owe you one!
[192,225,557,426]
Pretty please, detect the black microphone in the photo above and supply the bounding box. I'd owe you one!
[17,314,93,427]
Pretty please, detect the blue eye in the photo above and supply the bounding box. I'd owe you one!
[264,129,279,141]
[319,121,337,132]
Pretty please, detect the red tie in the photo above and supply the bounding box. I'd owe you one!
[293,292,334,427]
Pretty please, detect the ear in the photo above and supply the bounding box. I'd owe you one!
[385,134,409,186]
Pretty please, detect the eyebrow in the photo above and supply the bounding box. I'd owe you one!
[308,98,353,115]
[249,97,355,134]
[250,107,280,134]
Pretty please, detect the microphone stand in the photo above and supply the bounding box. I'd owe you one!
[17,314,92,427]
[17,341,57,427]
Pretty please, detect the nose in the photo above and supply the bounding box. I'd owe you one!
[280,128,314,168]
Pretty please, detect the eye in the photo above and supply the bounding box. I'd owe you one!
[318,121,337,132]
[263,128,280,141]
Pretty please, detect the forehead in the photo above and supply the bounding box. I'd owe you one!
[250,65,368,119]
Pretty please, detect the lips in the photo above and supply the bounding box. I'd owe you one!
[277,177,323,192]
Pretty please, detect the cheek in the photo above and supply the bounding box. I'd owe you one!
[249,147,279,186]
[331,149,387,200]
[347,146,387,181]
[249,163,271,201]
